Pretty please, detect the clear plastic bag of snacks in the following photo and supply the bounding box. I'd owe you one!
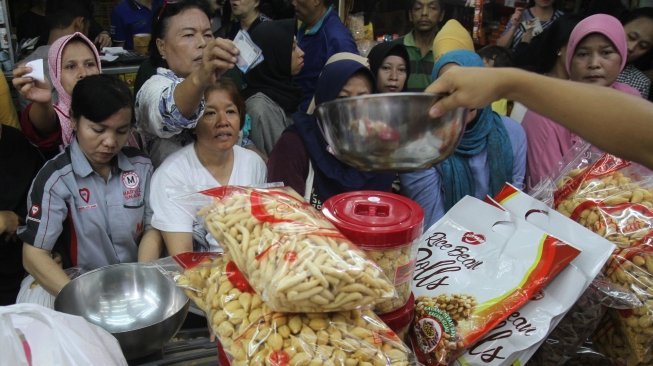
[411,196,580,366]
[195,186,396,313]
[544,144,653,365]
[174,252,414,366]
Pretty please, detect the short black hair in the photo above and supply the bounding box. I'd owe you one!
[150,0,213,68]
[71,74,134,125]
[408,0,443,10]
[45,0,92,31]
[478,45,513,67]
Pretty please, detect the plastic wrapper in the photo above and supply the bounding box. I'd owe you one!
[453,184,614,365]
[546,144,653,364]
[174,252,413,366]
[410,196,580,366]
[197,186,396,313]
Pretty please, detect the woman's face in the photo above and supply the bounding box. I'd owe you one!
[74,107,132,172]
[570,33,622,87]
[376,55,408,93]
[195,89,241,152]
[157,8,213,78]
[60,41,100,96]
[290,38,304,76]
[230,0,258,18]
[624,17,653,63]
[534,0,554,8]
[337,73,372,98]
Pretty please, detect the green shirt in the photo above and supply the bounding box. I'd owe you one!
[400,31,435,92]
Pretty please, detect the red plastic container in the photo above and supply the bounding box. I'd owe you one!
[322,191,424,313]
[380,292,415,342]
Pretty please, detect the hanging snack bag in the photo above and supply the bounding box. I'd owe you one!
[174,252,413,366]
[196,186,396,313]
[454,183,614,365]
[550,144,653,364]
[411,196,580,365]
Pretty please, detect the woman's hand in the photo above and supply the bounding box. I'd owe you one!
[511,7,525,25]
[12,65,53,104]
[0,210,19,243]
[94,31,112,49]
[197,38,239,86]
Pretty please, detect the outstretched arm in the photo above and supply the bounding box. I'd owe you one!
[427,66,653,169]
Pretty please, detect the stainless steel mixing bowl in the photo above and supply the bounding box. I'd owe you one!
[315,93,466,171]
[54,263,190,360]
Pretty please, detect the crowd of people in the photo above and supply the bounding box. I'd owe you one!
[1,0,653,309]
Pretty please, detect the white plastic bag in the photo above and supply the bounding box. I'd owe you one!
[16,267,83,309]
[0,303,127,366]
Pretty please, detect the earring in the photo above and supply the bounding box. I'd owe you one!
[557,51,562,56]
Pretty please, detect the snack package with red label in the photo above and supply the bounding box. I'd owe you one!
[410,196,580,366]
[542,143,653,364]
[174,252,414,366]
[451,183,615,365]
[195,186,395,313]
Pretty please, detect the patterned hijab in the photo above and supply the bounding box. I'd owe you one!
[48,32,101,145]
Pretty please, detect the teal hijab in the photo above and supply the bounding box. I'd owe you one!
[432,50,514,210]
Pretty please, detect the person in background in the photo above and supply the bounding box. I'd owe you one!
[244,19,304,156]
[15,0,93,111]
[223,0,271,39]
[293,0,358,112]
[396,0,445,91]
[478,45,513,116]
[150,78,266,256]
[18,75,161,296]
[431,19,473,62]
[136,0,239,167]
[617,7,653,99]
[268,53,395,208]
[111,0,163,50]
[497,0,563,51]
[0,124,44,305]
[400,50,526,229]
[523,14,640,189]
[16,0,48,49]
[367,42,410,93]
[0,73,19,130]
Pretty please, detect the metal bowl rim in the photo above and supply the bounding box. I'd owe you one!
[55,262,190,334]
[315,92,445,110]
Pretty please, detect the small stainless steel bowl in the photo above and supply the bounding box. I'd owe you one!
[54,263,190,360]
[315,93,466,171]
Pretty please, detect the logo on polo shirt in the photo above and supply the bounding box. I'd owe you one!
[30,204,40,217]
[79,188,90,203]
[122,171,139,189]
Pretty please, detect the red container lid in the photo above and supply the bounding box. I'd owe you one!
[322,191,424,249]
[379,292,415,331]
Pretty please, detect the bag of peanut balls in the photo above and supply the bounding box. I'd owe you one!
[410,196,580,365]
[545,143,653,365]
[173,252,414,366]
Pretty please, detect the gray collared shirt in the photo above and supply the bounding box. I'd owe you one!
[18,139,153,271]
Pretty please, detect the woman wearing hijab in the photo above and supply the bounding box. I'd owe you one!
[400,50,527,229]
[244,19,304,156]
[12,32,139,159]
[523,14,640,189]
[267,53,395,209]
[367,42,410,93]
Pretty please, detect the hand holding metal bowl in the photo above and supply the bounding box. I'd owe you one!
[54,263,190,360]
[315,93,466,171]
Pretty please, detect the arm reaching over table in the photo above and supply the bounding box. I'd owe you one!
[427,66,653,170]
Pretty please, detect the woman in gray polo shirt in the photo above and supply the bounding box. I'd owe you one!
[18,75,161,296]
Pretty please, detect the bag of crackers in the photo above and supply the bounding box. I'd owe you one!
[173,252,414,366]
[544,143,653,365]
[195,186,396,313]
[410,196,581,365]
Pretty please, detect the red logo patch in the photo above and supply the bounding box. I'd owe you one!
[30,204,40,217]
[79,188,90,203]
[462,232,486,245]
